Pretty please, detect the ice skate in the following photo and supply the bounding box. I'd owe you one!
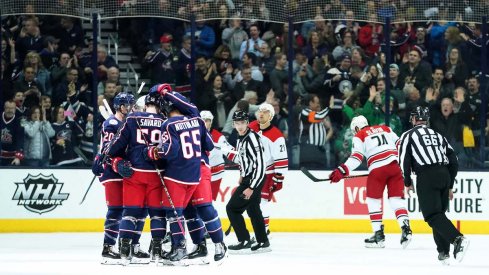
[119,238,132,266]
[364,225,385,248]
[187,241,209,265]
[149,238,163,263]
[162,241,188,266]
[453,236,470,263]
[400,220,412,249]
[130,243,150,264]
[251,240,271,253]
[438,252,450,265]
[214,242,228,265]
[228,239,254,254]
[101,244,121,265]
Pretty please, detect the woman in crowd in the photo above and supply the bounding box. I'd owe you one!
[22,105,55,167]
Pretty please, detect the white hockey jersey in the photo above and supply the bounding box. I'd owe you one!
[344,125,399,172]
[249,121,288,175]
[209,128,234,181]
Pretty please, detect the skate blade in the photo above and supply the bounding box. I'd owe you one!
[401,235,412,249]
[251,247,272,254]
[455,239,470,263]
[130,257,151,264]
[439,259,450,266]
[121,258,131,266]
[187,257,210,265]
[101,257,122,265]
[365,241,385,248]
[213,253,229,266]
[228,249,252,255]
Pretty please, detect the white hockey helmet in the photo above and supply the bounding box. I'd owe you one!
[350,115,369,134]
[200,110,214,121]
[258,102,275,120]
[134,95,146,112]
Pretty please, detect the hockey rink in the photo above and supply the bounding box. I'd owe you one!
[0,232,487,275]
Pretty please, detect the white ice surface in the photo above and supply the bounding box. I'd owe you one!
[0,233,487,275]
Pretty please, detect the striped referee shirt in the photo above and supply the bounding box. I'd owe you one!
[235,129,266,190]
[398,124,458,187]
[299,107,329,146]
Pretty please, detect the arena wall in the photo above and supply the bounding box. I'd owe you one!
[0,169,487,234]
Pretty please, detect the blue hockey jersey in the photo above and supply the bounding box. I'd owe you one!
[99,115,123,183]
[107,112,166,171]
[158,115,214,184]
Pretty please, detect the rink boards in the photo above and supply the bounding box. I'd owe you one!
[0,169,487,234]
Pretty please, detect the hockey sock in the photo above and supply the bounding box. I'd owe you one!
[183,205,205,244]
[104,207,122,245]
[119,208,145,240]
[366,197,383,232]
[261,199,270,232]
[148,208,167,239]
[166,210,186,247]
[196,204,223,243]
[132,208,148,245]
[388,197,409,228]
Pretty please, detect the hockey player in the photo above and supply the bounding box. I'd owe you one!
[146,85,228,264]
[249,103,288,235]
[104,92,167,265]
[328,115,412,248]
[226,111,270,253]
[200,110,235,201]
[92,92,150,264]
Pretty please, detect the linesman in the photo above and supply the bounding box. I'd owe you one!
[398,106,469,264]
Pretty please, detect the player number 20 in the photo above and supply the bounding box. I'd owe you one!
[180,130,201,159]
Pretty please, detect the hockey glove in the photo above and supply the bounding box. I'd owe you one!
[112,157,134,178]
[329,164,349,183]
[144,146,160,161]
[91,153,105,176]
[149,83,172,96]
[271,173,284,193]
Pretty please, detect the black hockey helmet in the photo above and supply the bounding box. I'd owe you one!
[159,98,175,117]
[232,110,249,122]
[410,106,430,121]
[145,91,161,107]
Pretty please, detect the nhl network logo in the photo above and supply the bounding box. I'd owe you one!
[12,174,69,214]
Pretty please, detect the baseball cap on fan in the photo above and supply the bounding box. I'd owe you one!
[160,34,173,44]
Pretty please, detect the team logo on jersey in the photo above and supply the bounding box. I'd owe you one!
[12,174,69,214]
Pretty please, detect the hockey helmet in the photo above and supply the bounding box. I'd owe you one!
[113,92,135,110]
[159,98,175,117]
[200,110,214,121]
[258,103,275,120]
[145,92,161,107]
[410,106,430,122]
[350,115,369,134]
[134,95,146,111]
[232,110,249,122]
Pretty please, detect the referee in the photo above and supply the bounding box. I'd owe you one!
[398,106,469,264]
[226,111,270,253]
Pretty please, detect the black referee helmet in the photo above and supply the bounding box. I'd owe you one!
[232,110,249,122]
[410,106,430,122]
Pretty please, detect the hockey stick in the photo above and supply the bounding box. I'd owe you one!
[103,99,114,117]
[79,175,96,204]
[300,167,368,182]
[98,105,111,119]
[137,81,146,94]
[73,146,91,165]
[224,224,232,236]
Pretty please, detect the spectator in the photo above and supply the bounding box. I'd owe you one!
[41,95,53,122]
[13,91,28,119]
[0,100,24,166]
[174,35,192,96]
[444,47,469,89]
[409,26,430,62]
[95,45,117,81]
[399,47,432,92]
[1,59,14,102]
[97,66,121,96]
[211,44,233,76]
[303,30,328,64]
[210,75,230,128]
[54,67,88,107]
[21,106,55,167]
[351,47,367,70]
[224,66,262,108]
[298,57,326,96]
[39,35,60,70]
[14,66,43,109]
[426,67,453,101]
[50,105,83,166]
[332,29,356,62]
[466,76,482,144]
[363,85,403,136]
[444,26,468,65]
[143,34,176,86]
[16,17,43,62]
[50,52,73,90]
[258,42,276,77]
[58,17,84,54]
[358,13,383,58]
[269,53,288,100]
[222,16,248,61]
[21,51,52,96]
[239,24,265,60]
[185,13,216,57]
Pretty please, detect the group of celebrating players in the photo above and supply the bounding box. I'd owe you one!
[91,83,288,266]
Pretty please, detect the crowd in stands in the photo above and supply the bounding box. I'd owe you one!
[1,0,488,170]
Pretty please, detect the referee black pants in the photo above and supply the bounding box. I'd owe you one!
[226,178,268,243]
[416,165,462,254]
